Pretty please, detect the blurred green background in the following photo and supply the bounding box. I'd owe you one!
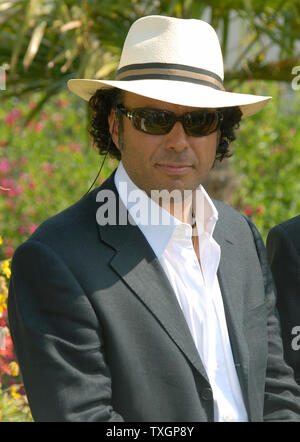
[0,0,300,421]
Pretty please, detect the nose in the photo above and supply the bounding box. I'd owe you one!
[164,121,189,152]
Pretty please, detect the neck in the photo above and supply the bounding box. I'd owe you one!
[157,190,195,226]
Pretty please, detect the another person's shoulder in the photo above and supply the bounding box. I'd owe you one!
[267,214,300,258]
[269,214,300,238]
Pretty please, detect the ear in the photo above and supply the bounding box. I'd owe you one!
[108,109,120,150]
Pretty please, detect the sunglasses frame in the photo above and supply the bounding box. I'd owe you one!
[115,104,224,137]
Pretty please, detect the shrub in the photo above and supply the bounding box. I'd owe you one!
[1,80,299,420]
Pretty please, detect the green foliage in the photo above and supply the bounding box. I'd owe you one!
[0,92,118,253]
[0,81,299,250]
[232,81,300,241]
[1,0,300,422]
[1,0,300,117]
[0,388,32,422]
[1,78,300,420]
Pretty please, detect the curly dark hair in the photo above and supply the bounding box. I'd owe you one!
[88,88,242,162]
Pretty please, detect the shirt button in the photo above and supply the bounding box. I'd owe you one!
[201,387,213,401]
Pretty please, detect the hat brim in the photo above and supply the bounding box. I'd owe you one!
[67,78,271,118]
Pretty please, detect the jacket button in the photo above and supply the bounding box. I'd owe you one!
[201,387,213,401]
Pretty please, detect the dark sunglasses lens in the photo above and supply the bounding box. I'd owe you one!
[132,109,174,134]
[184,111,220,136]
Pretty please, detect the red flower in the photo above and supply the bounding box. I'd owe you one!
[0,336,14,360]
[5,246,14,258]
[56,98,70,108]
[255,206,263,215]
[4,109,22,125]
[244,205,252,216]
[0,317,7,327]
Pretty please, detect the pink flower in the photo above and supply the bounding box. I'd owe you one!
[18,225,27,234]
[69,143,82,152]
[0,158,11,174]
[4,109,22,125]
[15,184,24,195]
[29,180,35,191]
[0,177,15,188]
[0,177,16,196]
[41,162,55,176]
[255,206,263,215]
[20,156,27,165]
[29,223,38,234]
[34,121,45,132]
[244,205,252,216]
[7,188,17,197]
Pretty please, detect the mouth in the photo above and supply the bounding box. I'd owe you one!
[155,163,193,175]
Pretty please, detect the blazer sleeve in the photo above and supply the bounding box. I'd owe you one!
[243,216,300,421]
[266,224,300,384]
[7,239,125,422]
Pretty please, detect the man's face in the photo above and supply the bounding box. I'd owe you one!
[109,91,219,197]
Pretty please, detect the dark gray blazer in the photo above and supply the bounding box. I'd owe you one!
[8,172,300,422]
[267,215,300,385]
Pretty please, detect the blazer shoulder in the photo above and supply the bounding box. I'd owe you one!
[269,214,300,239]
[212,198,254,235]
[267,214,300,258]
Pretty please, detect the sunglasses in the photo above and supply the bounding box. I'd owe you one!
[116,105,223,137]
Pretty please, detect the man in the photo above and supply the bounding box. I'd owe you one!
[8,15,300,422]
[267,215,300,385]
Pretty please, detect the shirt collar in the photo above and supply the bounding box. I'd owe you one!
[114,161,218,258]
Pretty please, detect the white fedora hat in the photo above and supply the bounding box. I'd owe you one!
[68,15,271,117]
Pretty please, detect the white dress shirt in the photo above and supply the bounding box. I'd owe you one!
[114,161,248,422]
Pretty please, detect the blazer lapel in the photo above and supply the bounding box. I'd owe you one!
[213,208,250,411]
[95,173,209,382]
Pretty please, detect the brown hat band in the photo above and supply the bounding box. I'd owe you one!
[116,62,225,91]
